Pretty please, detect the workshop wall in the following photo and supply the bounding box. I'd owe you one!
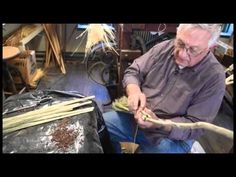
[3,24,21,37]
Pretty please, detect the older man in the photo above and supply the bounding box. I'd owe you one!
[103,24,225,153]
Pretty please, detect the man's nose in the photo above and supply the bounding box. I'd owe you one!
[178,48,190,60]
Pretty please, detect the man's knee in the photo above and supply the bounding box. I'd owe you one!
[103,111,133,125]
[103,111,120,125]
[156,138,194,153]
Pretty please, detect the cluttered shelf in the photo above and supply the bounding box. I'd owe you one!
[213,39,234,108]
[4,24,43,49]
[3,24,44,97]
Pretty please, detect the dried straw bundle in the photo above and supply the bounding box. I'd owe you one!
[74,24,119,58]
[30,68,45,88]
[20,24,38,38]
[4,24,38,46]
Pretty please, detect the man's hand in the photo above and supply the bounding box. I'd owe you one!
[134,108,157,129]
[128,92,146,113]
[126,84,146,113]
[134,108,172,132]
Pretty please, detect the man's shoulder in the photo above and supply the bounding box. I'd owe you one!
[200,53,225,85]
[151,39,175,56]
[153,39,174,49]
[194,52,225,84]
[207,52,225,75]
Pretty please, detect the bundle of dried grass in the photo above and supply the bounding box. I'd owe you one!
[30,68,45,88]
[112,96,234,140]
[112,96,129,112]
[20,24,38,39]
[18,49,31,58]
[73,24,119,59]
[4,24,38,46]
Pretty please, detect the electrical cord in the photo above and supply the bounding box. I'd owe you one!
[85,48,118,86]
[132,123,139,153]
[87,61,107,86]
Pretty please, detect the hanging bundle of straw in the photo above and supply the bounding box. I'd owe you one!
[73,24,119,59]
[112,96,234,140]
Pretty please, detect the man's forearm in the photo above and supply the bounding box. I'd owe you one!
[126,84,141,96]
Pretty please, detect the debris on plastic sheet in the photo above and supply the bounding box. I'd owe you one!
[50,118,84,153]
[2,90,104,153]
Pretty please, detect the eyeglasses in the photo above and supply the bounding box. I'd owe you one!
[175,40,206,57]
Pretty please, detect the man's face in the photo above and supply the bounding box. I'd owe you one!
[174,27,211,67]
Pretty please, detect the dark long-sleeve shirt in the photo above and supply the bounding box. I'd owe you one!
[122,39,225,143]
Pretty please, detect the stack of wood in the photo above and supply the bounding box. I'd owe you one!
[43,24,66,74]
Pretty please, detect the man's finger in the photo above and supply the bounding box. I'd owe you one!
[143,108,151,115]
[134,112,139,121]
[139,93,146,109]
[144,107,157,119]
[132,98,139,111]
[128,98,136,112]
[137,117,152,129]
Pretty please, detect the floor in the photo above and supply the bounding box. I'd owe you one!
[36,60,233,153]
[37,60,111,112]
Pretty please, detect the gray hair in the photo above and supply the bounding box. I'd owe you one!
[177,24,222,47]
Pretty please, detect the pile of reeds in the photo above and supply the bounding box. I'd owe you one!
[3,96,95,134]
[112,96,129,112]
[112,96,233,140]
[43,24,66,74]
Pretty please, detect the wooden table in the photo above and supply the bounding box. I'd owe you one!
[3,46,21,60]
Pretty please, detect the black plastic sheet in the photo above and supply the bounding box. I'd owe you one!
[2,90,112,153]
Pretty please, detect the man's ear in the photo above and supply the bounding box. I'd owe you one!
[209,44,218,52]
